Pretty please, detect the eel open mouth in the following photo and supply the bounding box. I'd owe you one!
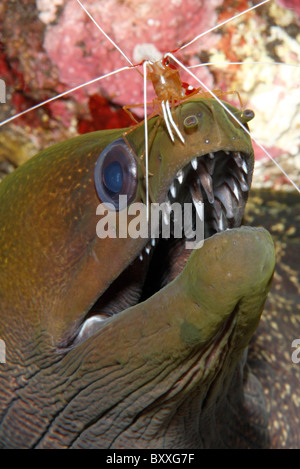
[166,149,249,235]
[70,147,252,347]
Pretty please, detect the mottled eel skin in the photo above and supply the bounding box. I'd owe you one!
[0,99,276,448]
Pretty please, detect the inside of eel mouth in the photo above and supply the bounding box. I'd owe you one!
[69,147,252,348]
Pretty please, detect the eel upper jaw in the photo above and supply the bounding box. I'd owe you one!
[68,148,252,348]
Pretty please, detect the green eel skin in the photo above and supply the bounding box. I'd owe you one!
[0,98,276,448]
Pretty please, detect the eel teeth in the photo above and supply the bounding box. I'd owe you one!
[170,182,177,198]
[196,162,214,204]
[190,179,204,221]
[218,211,226,231]
[191,193,204,221]
[241,159,248,174]
[225,177,240,202]
[204,157,216,176]
[176,169,184,184]
[191,158,198,170]
[213,198,222,219]
[214,184,236,220]
[228,166,249,192]
[190,178,204,203]
[231,152,249,187]
[236,168,249,192]
[165,149,250,237]
[232,151,244,168]
[212,200,228,233]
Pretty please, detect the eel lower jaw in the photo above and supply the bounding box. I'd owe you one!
[69,149,252,348]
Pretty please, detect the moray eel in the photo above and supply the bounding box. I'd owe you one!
[0,98,276,448]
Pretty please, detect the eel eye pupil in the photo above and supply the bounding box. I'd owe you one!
[103,161,123,193]
[94,138,138,211]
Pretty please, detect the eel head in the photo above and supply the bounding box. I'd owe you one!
[0,98,275,448]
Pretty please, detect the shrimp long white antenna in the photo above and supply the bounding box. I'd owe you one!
[189,61,300,70]
[166,52,300,194]
[0,66,131,128]
[165,100,185,143]
[76,0,134,66]
[143,61,150,222]
[179,0,272,51]
[161,100,174,142]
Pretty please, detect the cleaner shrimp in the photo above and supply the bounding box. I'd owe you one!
[0,0,299,198]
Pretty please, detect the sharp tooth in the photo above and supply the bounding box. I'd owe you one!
[190,179,203,203]
[139,253,143,261]
[242,159,248,174]
[204,156,216,176]
[151,238,156,247]
[215,185,236,219]
[198,163,214,204]
[225,177,240,201]
[228,167,249,192]
[238,171,249,191]
[176,169,183,184]
[170,182,176,198]
[232,151,243,168]
[233,151,248,174]
[191,193,204,221]
[209,152,215,159]
[232,181,240,201]
[191,158,198,170]
[145,246,151,255]
[218,212,225,231]
[213,199,222,219]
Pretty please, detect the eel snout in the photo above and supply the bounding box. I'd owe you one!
[105,226,276,362]
[45,226,275,449]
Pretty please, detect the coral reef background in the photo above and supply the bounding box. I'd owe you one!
[0,0,299,189]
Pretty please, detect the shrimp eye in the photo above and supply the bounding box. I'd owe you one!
[94,138,138,210]
[183,115,198,133]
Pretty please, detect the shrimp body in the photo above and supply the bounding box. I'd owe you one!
[147,58,196,103]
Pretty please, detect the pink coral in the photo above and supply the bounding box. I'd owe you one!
[276,0,300,23]
[43,0,222,112]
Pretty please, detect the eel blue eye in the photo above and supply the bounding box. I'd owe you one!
[94,138,138,210]
[103,161,123,193]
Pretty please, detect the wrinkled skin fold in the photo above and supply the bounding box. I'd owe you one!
[0,98,276,448]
